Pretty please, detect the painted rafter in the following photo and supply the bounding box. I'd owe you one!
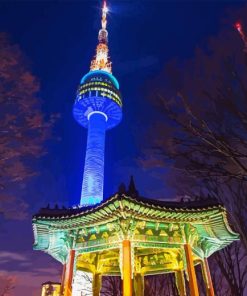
[33,195,238,270]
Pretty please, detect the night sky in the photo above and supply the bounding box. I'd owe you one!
[0,0,245,295]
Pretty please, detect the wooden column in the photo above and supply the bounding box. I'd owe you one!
[93,273,102,296]
[134,273,144,296]
[122,240,133,296]
[184,244,199,296]
[175,270,186,296]
[201,258,214,296]
[60,264,66,295]
[63,249,75,296]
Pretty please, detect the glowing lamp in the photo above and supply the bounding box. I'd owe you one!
[103,6,108,14]
[235,22,242,31]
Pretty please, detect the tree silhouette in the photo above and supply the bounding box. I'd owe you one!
[0,33,58,219]
[141,6,247,295]
[0,274,16,296]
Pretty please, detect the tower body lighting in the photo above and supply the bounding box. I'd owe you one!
[73,2,122,206]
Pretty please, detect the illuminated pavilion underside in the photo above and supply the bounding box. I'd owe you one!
[33,194,238,296]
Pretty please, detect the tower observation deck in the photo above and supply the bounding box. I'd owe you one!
[73,1,122,206]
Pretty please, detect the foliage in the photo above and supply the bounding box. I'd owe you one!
[145,274,179,296]
[142,7,247,296]
[101,276,122,296]
[0,33,58,219]
[0,274,16,296]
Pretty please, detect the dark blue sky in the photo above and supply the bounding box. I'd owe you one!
[1,0,245,205]
[0,1,245,294]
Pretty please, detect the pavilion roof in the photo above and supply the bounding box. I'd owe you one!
[33,194,238,265]
[33,194,224,221]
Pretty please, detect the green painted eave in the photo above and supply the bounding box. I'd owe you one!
[32,194,238,263]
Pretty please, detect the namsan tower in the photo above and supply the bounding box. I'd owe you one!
[73,1,122,206]
[33,2,239,296]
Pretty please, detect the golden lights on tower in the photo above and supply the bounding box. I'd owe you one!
[90,1,112,73]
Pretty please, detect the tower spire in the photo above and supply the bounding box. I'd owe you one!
[101,1,108,30]
[90,1,112,73]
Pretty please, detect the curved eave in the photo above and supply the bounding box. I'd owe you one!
[33,194,223,220]
[32,194,238,241]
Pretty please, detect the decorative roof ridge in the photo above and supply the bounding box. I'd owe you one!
[33,193,119,219]
[33,193,224,220]
[121,194,223,210]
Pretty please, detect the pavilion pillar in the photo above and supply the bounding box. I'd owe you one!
[122,240,133,296]
[175,270,186,296]
[62,249,75,296]
[201,258,214,296]
[134,273,144,296]
[184,244,199,296]
[60,264,66,295]
[93,273,102,296]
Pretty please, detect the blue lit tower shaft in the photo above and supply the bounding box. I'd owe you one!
[81,112,106,204]
[73,1,122,206]
[74,71,122,206]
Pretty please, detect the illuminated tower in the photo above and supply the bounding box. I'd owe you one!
[33,3,239,296]
[73,1,122,206]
